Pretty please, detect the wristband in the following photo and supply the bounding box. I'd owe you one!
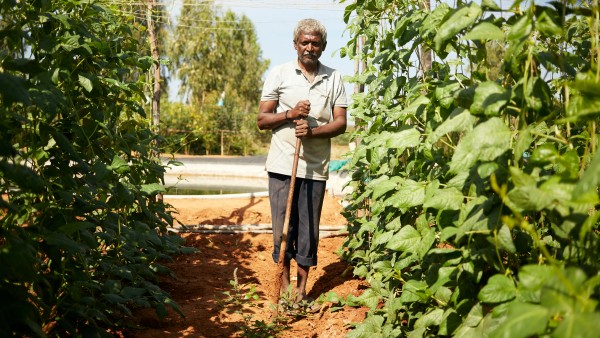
[285,110,290,121]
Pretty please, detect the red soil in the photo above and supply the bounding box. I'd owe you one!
[126,195,368,338]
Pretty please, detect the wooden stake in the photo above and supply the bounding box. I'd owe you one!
[273,137,302,316]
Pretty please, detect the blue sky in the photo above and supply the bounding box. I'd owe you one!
[214,1,354,76]
[166,0,355,102]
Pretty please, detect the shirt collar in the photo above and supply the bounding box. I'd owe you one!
[294,59,328,82]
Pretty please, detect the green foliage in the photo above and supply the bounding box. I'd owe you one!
[220,268,285,338]
[0,1,191,336]
[340,0,600,336]
[165,0,270,155]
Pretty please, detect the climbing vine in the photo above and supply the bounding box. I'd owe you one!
[0,1,190,336]
[340,0,600,336]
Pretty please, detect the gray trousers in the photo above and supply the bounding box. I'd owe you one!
[268,172,326,267]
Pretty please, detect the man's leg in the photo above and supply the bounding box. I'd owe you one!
[269,172,299,297]
[294,178,326,301]
[296,264,310,301]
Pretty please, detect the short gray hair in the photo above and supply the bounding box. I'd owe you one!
[293,18,327,44]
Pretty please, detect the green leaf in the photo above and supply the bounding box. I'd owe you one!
[566,94,600,120]
[428,108,476,144]
[121,287,147,299]
[539,267,593,313]
[346,315,386,338]
[385,217,402,231]
[507,15,533,42]
[356,288,381,310]
[449,117,512,173]
[354,265,368,278]
[462,22,505,41]
[455,84,477,108]
[59,33,81,51]
[434,3,482,52]
[387,179,426,210]
[555,150,580,178]
[44,233,85,253]
[489,302,549,338]
[553,313,600,338]
[536,10,562,36]
[438,308,461,336]
[455,198,498,241]
[496,224,516,254]
[373,231,395,248]
[324,291,343,304]
[529,143,558,164]
[514,127,533,162]
[58,221,97,235]
[506,185,553,212]
[479,274,517,303]
[518,265,553,291]
[49,13,71,29]
[509,166,536,187]
[481,0,501,10]
[569,71,600,96]
[141,183,165,195]
[427,248,463,266]
[524,77,552,112]
[574,150,600,196]
[461,303,484,328]
[415,308,444,328]
[469,81,511,116]
[434,81,461,108]
[539,179,574,210]
[109,155,130,174]
[477,162,499,178]
[0,161,45,193]
[407,328,427,338]
[104,279,122,294]
[104,293,126,304]
[343,2,357,23]
[401,279,429,303]
[392,95,430,120]
[424,186,464,211]
[372,259,393,275]
[386,128,421,150]
[155,302,168,319]
[386,225,420,252]
[383,76,400,104]
[0,73,31,105]
[579,211,600,242]
[384,295,403,324]
[368,175,400,200]
[78,74,93,92]
[429,266,458,294]
[421,4,451,37]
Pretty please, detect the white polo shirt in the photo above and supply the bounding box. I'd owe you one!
[261,59,348,180]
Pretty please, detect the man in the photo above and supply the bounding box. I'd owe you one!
[257,18,348,308]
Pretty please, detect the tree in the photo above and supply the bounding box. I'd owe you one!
[166,0,269,155]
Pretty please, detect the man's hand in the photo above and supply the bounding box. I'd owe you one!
[295,118,312,138]
[289,100,311,120]
[295,106,347,139]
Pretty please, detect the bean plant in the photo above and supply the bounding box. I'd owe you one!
[339,0,600,336]
[0,1,190,336]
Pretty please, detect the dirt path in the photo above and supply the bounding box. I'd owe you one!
[126,195,368,337]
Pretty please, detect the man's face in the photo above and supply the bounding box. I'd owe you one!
[294,31,326,67]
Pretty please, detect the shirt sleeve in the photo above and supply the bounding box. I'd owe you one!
[331,71,348,108]
[260,65,282,102]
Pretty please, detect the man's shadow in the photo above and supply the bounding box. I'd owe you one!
[202,195,264,225]
[308,257,359,298]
